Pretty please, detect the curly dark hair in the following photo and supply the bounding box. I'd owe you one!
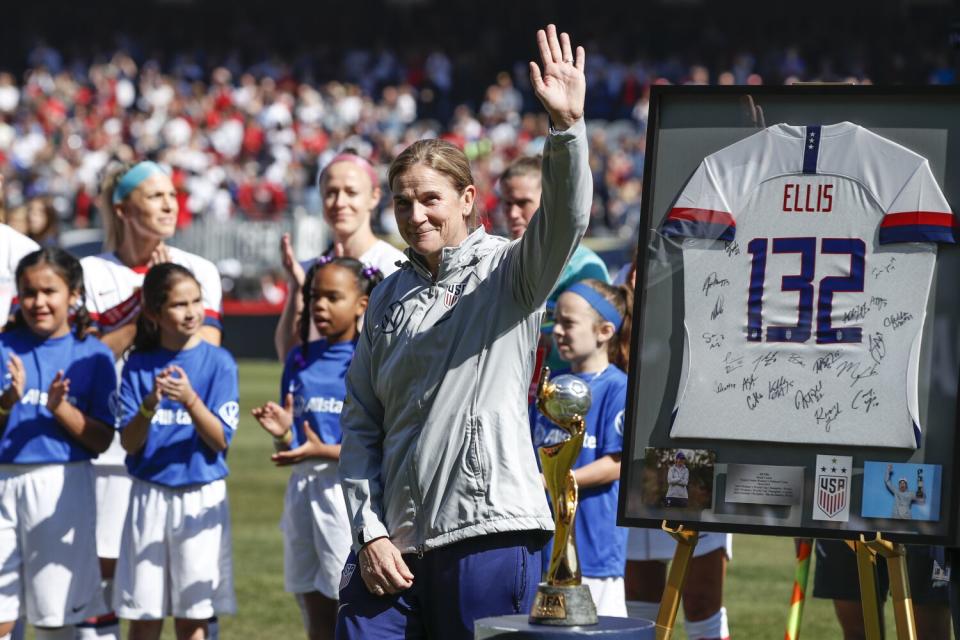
[298,256,383,363]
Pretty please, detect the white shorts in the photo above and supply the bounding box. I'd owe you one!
[626,529,733,562]
[93,464,132,560]
[282,463,351,599]
[0,462,103,626]
[114,478,236,620]
[582,576,627,618]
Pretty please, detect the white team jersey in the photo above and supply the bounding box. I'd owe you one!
[663,122,954,449]
[81,247,223,464]
[0,225,39,324]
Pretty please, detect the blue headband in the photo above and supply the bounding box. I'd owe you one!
[566,283,624,331]
[112,161,168,204]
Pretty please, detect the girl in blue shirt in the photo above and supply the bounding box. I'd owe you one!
[530,278,631,617]
[114,263,239,639]
[252,256,381,640]
[0,247,116,639]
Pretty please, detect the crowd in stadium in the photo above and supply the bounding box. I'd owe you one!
[1,16,956,246]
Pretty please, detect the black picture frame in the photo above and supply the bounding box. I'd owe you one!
[617,84,960,545]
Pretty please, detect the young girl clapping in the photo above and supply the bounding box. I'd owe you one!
[114,264,239,640]
[252,257,381,640]
[0,248,116,639]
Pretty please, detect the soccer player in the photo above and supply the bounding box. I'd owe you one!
[114,264,238,640]
[80,161,224,640]
[885,464,924,519]
[0,248,116,639]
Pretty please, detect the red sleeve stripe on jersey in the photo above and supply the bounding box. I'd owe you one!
[203,308,223,330]
[666,207,736,227]
[662,208,735,242]
[880,211,956,244]
[881,211,954,229]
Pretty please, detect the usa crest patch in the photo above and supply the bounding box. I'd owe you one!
[812,455,852,522]
[444,282,466,308]
[339,562,357,592]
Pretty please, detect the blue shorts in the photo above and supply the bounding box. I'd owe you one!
[336,531,546,640]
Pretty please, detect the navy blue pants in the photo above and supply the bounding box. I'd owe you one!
[336,531,545,639]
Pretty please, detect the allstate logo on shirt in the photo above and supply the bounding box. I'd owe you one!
[218,401,240,429]
[21,388,77,407]
[154,408,193,425]
[534,421,596,449]
[299,397,343,415]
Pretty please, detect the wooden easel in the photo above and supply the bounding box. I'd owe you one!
[654,521,700,640]
[853,533,917,640]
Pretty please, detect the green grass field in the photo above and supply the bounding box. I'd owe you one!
[115,360,905,638]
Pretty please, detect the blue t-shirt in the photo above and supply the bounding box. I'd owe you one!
[119,340,239,487]
[0,329,117,464]
[530,365,628,577]
[280,340,354,447]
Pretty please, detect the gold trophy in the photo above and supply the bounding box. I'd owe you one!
[529,367,599,626]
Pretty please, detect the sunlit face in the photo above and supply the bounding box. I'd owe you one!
[552,291,606,366]
[18,264,77,338]
[321,162,379,239]
[309,264,367,344]
[500,174,541,240]
[153,277,203,341]
[392,164,475,267]
[117,173,178,244]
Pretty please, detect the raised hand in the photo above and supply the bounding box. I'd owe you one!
[280,233,306,287]
[251,393,294,439]
[3,353,25,406]
[529,24,586,130]
[147,242,172,268]
[46,370,71,411]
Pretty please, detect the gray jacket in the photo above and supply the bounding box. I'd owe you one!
[339,119,591,554]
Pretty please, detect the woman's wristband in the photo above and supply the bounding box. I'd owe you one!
[139,403,156,419]
[185,392,200,410]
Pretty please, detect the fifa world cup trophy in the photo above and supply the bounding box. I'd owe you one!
[529,367,599,626]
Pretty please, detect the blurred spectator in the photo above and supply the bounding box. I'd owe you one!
[0,8,953,250]
[24,195,59,246]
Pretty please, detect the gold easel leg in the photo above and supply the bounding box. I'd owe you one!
[655,521,699,640]
[863,533,917,640]
[854,540,885,640]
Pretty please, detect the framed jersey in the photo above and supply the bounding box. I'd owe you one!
[619,86,960,544]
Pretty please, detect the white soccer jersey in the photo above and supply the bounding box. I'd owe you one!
[0,225,39,324]
[81,247,223,335]
[663,122,954,449]
[81,247,223,464]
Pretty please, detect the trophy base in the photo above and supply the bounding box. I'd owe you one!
[528,583,598,626]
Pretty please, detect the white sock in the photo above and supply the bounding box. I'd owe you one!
[625,600,661,621]
[684,607,729,640]
[207,617,219,640]
[35,627,76,640]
